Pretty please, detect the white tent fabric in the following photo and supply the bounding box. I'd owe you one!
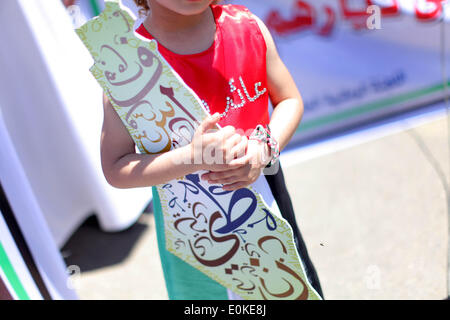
[0,108,78,300]
[0,0,152,247]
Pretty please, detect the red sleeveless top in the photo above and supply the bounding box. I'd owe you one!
[135,4,269,135]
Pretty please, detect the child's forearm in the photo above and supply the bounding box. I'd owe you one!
[104,114,248,189]
[269,97,304,152]
[106,144,200,188]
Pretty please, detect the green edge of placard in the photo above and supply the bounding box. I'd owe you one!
[0,242,30,300]
[297,80,450,133]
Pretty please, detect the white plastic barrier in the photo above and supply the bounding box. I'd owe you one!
[0,108,78,300]
[0,0,152,247]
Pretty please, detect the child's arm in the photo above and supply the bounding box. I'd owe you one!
[100,94,247,188]
[256,15,304,151]
[201,15,304,190]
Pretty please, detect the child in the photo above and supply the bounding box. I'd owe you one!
[101,0,323,299]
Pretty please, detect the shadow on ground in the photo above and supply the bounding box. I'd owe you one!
[61,204,153,272]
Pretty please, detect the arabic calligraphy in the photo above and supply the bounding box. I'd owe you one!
[265,0,444,37]
[77,4,204,154]
[162,174,318,299]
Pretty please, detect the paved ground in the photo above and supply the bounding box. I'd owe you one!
[62,112,449,300]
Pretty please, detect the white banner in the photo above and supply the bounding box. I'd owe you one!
[230,0,450,144]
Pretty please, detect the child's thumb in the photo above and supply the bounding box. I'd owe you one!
[198,113,220,133]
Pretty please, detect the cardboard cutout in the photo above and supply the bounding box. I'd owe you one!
[76,0,321,300]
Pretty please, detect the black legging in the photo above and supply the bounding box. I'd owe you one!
[264,164,324,299]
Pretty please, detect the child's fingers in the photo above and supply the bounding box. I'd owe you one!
[211,175,242,185]
[222,181,249,191]
[228,153,251,167]
[202,167,243,182]
[217,125,237,139]
[226,135,248,163]
[198,113,221,134]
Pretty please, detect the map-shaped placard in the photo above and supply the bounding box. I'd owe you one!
[76,0,321,300]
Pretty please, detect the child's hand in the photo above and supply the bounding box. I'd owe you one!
[190,113,248,172]
[200,138,271,191]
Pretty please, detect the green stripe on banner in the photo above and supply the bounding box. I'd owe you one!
[0,242,29,300]
[297,81,450,133]
[89,0,101,16]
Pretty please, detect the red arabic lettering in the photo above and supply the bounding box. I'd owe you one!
[340,0,371,30]
[369,0,400,16]
[415,0,444,21]
[340,0,399,18]
[340,0,368,18]
[266,1,315,35]
[316,6,336,37]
